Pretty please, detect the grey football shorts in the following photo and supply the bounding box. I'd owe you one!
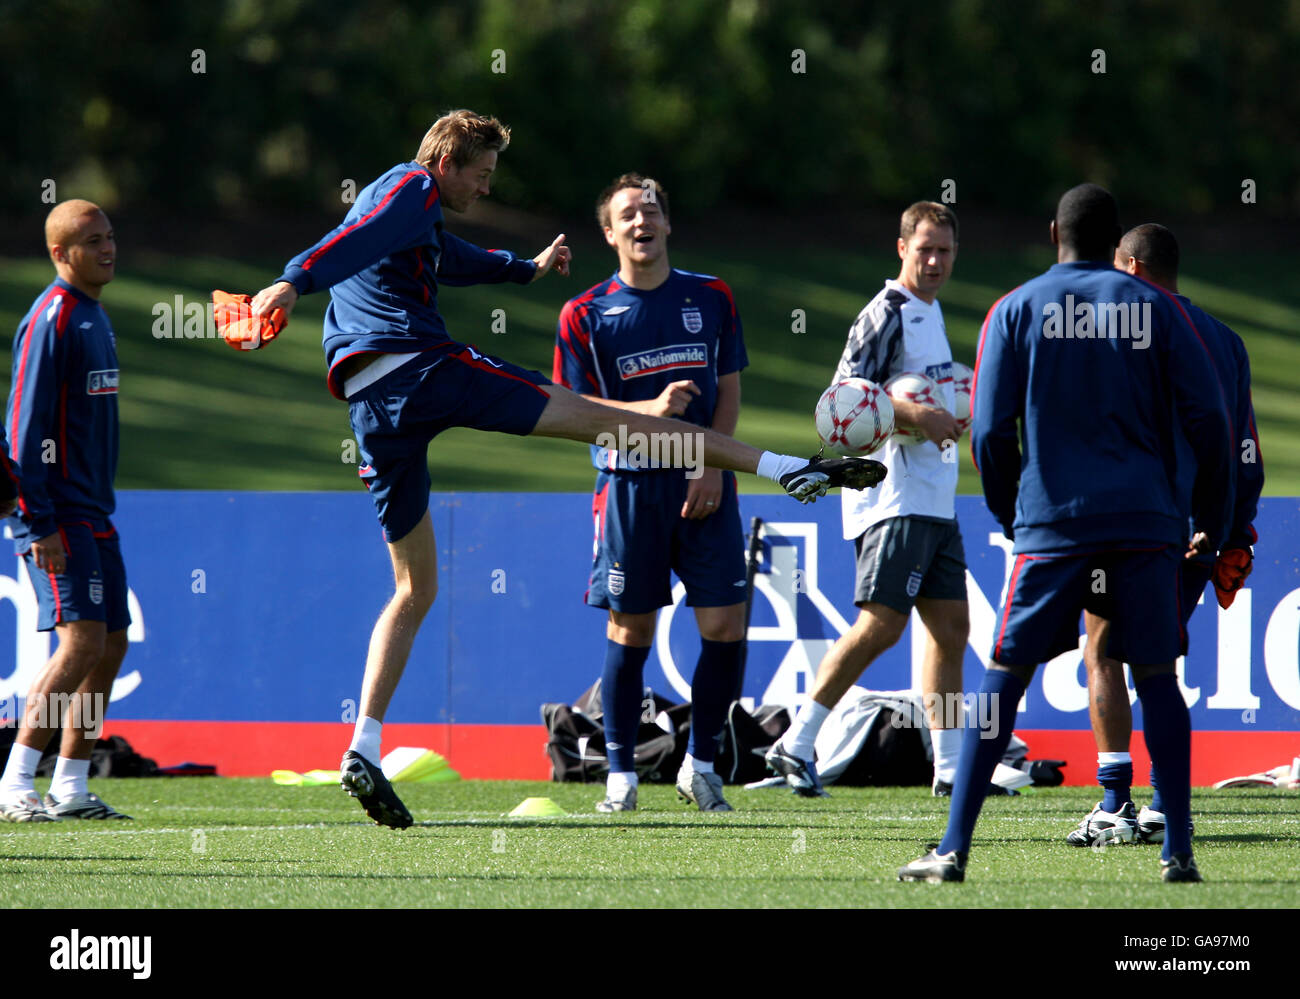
[853,515,967,613]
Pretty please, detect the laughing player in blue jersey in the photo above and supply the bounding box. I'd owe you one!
[898,184,1233,884]
[245,111,885,828]
[0,200,132,823]
[1061,223,1263,849]
[553,174,749,813]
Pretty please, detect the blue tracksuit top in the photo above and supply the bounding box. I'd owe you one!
[274,161,538,399]
[1169,294,1262,556]
[6,278,120,549]
[971,261,1233,554]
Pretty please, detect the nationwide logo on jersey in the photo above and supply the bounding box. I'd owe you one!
[616,344,708,380]
[87,369,119,395]
[925,361,953,383]
[681,307,703,334]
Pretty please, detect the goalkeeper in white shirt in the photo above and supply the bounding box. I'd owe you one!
[766,201,976,797]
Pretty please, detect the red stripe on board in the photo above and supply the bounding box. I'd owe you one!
[98,721,1293,787]
[1009,730,1299,787]
[102,720,552,779]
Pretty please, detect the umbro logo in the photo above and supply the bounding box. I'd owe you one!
[80,322,93,330]
[910,316,924,323]
[602,306,631,316]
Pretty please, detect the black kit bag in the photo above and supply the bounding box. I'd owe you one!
[542,680,691,783]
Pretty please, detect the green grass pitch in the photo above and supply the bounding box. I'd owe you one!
[2,779,1295,908]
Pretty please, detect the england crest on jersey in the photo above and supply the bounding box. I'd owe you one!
[89,580,104,605]
[608,569,625,596]
[681,307,703,334]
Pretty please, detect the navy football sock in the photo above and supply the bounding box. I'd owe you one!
[602,640,652,773]
[1148,762,1164,813]
[1098,760,1133,813]
[688,639,743,763]
[937,670,1025,856]
[1136,673,1192,859]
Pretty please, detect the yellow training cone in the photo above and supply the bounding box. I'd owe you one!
[382,747,461,783]
[508,797,568,817]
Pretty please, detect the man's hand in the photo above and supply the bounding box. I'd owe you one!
[1185,531,1213,558]
[214,286,294,350]
[531,234,571,281]
[682,467,723,520]
[643,380,700,418]
[250,281,299,322]
[1212,548,1253,608]
[30,532,66,574]
[894,398,961,446]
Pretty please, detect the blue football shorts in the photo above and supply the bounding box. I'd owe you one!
[348,343,552,542]
[585,469,747,614]
[992,545,1184,666]
[23,519,131,633]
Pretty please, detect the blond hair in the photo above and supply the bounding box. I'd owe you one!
[415,110,511,169]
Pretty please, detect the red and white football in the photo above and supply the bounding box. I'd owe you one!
[815,378,895,456]
[950,362,974,436]
[884,372,942,443]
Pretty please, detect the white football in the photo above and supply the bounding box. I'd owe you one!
[815,378,895,456]
[884,372,942,443]
[950,362,974,436]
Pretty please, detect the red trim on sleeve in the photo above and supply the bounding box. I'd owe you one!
[302,170,426,273]
[10,287,65,466]
[969,289,1015,473]
[702,278,738,319]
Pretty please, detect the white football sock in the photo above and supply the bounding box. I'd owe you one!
[348,716,383,764]
[50,756,91,801]
[682,754,713,775]
[0,743,43,799]
[931,727,963,784]
[1098,751,1132,765]
[607,771,638,796]
[757,451,808,484]
[781,699,831,761]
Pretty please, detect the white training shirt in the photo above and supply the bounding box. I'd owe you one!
[834,279,958,539]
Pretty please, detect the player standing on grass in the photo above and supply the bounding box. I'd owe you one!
[1063,222,1262,848]
[553,174,749,813]
[764,202,974,798]
[0,200,133,822]
[898,184,1232,884]
[239,111,884,829]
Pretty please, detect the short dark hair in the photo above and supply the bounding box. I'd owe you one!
[596,173,669,230]
[900,201,958,244]
[1118,223,1180,284]
[1055,183,1121,260]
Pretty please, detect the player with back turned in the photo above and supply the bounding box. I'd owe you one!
[0,200,133,823]
[898,184,1233,884]
[238,111,885,828]
[1062,222,1262,848]
[553,174,750,813]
